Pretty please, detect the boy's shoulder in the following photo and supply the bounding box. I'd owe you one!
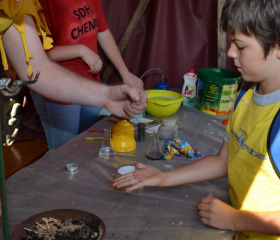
[234,82,280,178]
[233,82,254,111]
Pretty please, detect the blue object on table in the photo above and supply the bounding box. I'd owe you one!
[155,76,169,90]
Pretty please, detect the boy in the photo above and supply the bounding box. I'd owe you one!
[113,0,280,239]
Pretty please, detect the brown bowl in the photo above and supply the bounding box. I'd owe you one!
[11,209,106,240]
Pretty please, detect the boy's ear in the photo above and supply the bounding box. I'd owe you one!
[276,44,280,59]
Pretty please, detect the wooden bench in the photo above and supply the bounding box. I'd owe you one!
[2,139,48,178]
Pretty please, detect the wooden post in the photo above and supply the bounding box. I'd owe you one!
[217,0,226,68]
[102,0,150,83]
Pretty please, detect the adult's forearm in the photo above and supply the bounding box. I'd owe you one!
[2,15,108,106]
[29,59,108,106]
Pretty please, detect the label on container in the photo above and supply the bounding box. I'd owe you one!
[197,79,238,115]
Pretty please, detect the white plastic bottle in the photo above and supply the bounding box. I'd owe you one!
[182,69,197,107]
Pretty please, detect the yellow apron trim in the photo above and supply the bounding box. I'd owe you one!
[0,0,53,76]
[0,32,8,71]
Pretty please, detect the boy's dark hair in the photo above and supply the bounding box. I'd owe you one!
[220,0,280,57]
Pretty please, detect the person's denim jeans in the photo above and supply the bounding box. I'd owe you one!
[31,92,102,150]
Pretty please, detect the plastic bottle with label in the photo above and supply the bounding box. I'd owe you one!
[182,69,197,107]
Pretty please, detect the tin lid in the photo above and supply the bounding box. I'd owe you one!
[117,165,136,175]
[162,118,176,126]
[65,163,78,172]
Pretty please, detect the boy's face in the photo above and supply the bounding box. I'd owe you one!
[227,31,280,92]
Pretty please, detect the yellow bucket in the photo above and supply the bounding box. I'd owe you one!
[145,90,183,118]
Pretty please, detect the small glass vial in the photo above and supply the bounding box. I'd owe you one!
[137,123,146,142]
[158,118,178,140]
[99,129,115,160]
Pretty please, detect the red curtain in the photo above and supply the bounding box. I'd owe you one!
[100,0,219,89]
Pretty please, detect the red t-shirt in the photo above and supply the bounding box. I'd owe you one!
[39,0,108,81]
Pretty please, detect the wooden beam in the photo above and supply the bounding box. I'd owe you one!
[217,0,226,68]
[102,0,150,83]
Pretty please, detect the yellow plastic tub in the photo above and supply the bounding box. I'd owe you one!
[145,90,183,118]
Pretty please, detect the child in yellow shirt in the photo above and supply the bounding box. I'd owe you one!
[113,0,280,239]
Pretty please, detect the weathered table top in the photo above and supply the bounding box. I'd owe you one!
[4,106,233,240]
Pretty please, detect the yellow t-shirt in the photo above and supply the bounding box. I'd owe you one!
[227,85,280,239]
[0,0,53,76]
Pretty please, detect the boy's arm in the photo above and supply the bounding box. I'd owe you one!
[163,141,228,186]
[98,29,143,88]
[233,210,280,235]
[46,45,103,74]
[199,197,280,235]
[113,141,229,191]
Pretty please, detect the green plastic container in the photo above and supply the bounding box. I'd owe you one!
[197,68,241,115]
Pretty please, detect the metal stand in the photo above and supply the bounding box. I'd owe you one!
[0,131,10,240]
[0,71,40,239]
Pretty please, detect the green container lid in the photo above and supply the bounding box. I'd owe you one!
[198,67,241,84]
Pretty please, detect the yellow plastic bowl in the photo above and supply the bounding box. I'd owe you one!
[145,90,183,118]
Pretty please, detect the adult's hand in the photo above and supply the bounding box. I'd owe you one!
[105,85,147,118]
[112,163,165,192]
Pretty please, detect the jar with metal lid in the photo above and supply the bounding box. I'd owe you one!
[158,118,178,140]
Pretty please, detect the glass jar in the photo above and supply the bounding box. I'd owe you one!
[158,118,178,140]
[146,131,163,160]
[99,129,115,160]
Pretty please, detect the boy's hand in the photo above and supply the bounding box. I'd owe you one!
[198,196,237,230]
[122,71,144,89]
[112,163,165,192]
[80,46,103,74]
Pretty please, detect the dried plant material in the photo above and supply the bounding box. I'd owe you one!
[11,209,105,240]
[21,217,102,240]
[35,222,47,230]
[44,220,50,231]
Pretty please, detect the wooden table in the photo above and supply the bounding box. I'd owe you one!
[4,107,233,240]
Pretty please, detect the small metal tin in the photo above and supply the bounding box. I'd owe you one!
[65,163,78,172]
